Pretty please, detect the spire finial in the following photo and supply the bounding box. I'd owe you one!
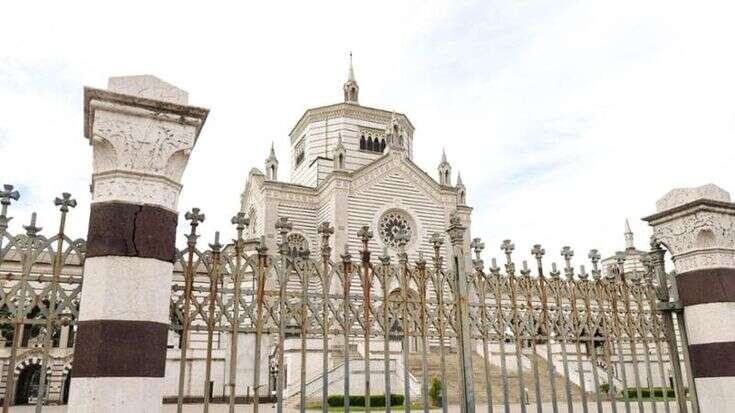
[441,148,447,164]
[624,218,635,250]
[457,171,463,186]
[343,52,359,104]
[348,51,355,82]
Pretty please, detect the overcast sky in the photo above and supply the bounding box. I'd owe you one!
[1,1,733,267]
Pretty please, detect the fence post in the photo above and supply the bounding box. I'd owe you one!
[446,211,475,413]
[643,184,735,412]
[69,76,208,412]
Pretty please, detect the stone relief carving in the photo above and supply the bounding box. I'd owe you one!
[92,172,181,211]
[653,211,735,255]
[92,111,196,182]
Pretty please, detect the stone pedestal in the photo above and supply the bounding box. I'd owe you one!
[69,75,208,412]
[644,184,735,412]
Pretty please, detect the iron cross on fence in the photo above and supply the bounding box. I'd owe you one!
[531,244,546,276]
[561,246,575,279]
[317,221,334,258]
[184,207,205,249]
[470,237,485,272]
[357,225,373,261]
[54,192,77,212]
[0,184,21,231]
[500,239,515,275]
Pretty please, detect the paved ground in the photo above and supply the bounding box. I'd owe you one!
[7,402,687,413]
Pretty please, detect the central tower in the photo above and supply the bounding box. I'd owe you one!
[288,55,415,187]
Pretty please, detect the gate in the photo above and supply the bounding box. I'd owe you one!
[171,210,698,413]
[0,185,698,412]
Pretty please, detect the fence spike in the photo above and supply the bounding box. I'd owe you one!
[531,244,545,276]
[550,262,560,278]
[521,260,531,277]
[24,212,42,237]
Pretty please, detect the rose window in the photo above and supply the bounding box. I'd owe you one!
[379,210,413,249]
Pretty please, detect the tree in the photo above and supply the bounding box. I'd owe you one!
[429,376,442,407]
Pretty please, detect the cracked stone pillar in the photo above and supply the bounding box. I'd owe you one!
[70,75,208,412]
[643,184,735,412]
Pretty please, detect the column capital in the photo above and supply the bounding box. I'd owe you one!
[83,75,209,212]
[643,184,735,273]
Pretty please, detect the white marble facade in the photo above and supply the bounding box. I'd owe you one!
[240,57,472,268]
[237,58,472,401]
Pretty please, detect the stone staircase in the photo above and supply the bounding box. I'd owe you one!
[408,349,584,404]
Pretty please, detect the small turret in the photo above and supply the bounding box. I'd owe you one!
[265,142,278,180]
[385,111,403,151]
[333,132,347,170]
[343,52,359,104]
[438,148,451,186]
[624,219,635,250]
[456,172,466,205]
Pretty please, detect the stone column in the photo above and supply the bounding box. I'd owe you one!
[70,75,208,412]
[643,184,735,412]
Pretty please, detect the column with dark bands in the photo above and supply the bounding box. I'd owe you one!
[69,75,208,413]
[644,184,735,412]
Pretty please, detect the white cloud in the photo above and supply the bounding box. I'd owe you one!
[1,0,733,268]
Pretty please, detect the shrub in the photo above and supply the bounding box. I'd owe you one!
[429,376,443,406]
[391,394,404,406]
[623,387,677,399]
[326,394,404,407]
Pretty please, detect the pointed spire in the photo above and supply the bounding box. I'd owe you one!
[456,171,466,204]
[268,141,276,160]
[343,52,359,104]
[624,219,635,250]
[438,148,452,186]
[348,51,356,82]
[265,142,278,180]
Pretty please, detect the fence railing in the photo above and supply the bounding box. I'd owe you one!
[0,185,697,413]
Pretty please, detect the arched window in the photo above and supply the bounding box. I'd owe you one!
[380,139,386,152]
[338,154,344,169]
[367,137,374,152]
[360,135,366,150]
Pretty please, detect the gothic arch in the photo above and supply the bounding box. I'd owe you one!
[360,135,366,150]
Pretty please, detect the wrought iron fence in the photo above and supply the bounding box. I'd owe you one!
[0,185,697,413]
[0,186,84,412]
[169,210,697,413]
